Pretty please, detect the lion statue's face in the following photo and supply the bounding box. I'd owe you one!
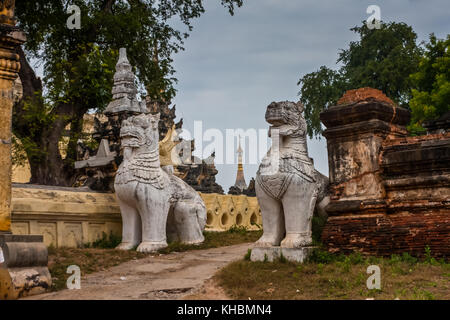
[265,101,304,127]
[265,101,306,137]
[120,113,160,149]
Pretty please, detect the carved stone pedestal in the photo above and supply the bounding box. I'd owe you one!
[0,234,51,299]
[250,246,315,263]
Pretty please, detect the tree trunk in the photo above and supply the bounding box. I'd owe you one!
[27,116,71,186]
[14,47,78,186]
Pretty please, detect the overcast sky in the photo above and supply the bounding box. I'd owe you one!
[170,0,450,191]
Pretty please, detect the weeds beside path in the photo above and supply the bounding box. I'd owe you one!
[30,243,252,300]
[216,249,450,300]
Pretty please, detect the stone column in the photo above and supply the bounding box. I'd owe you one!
[320,88,410,212]
[0,1,51,299]
[0,1,23,235]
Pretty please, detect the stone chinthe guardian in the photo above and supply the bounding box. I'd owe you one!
[114,112,207,252]
[251,101,329,262]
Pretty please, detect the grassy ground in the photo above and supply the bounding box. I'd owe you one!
[48,246,146,291]
[215,248,450,300]
[48,227,262,291]
[158,226,262,254]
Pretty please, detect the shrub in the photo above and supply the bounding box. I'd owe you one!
[308,247,335,264]
[227,225,248,235]
[244,249,252,261]
[87,232,122,249]
[279,252,287,263]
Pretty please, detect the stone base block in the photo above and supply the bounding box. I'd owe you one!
[0,234,51,300]
[250,247,281,262]
[250,246,315,263]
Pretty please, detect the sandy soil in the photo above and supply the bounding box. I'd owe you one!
[23,243,253,300]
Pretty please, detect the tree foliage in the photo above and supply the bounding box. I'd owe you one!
[408,34,450,134]
[298,21,423,138]
[13,0,243,185]
[297,66,345,138]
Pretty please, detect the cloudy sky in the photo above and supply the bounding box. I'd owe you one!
[170,0,450,191]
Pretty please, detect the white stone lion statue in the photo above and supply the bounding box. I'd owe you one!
[255,101,329,249]
[114,112,206,252]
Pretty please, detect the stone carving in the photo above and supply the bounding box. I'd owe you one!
[10,185,261,248]
[104,48,146,115]
[252,101,328,262]
[114,112,207,252]
[74,48,224,194]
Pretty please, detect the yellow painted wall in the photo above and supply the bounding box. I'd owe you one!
[11,186,261,248]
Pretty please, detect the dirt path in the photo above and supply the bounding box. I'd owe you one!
[24,243,252,300]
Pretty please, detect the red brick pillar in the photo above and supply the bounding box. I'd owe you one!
[319,88,410,255]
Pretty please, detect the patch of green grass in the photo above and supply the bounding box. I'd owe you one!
[412,288,435,300]
[48,229,261,291]
[48,247,147,291]
[244,249,252,261]
[158,229,262,254]
[216,250,450,300]
[423,246,441,266]
[279,252,287,263]
[311,214,327,243]
[84,232,122,249]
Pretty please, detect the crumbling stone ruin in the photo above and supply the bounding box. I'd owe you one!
[229,177,256,197]
[75,48,223,194]
[176,157,225,194]
[320,88,449,258]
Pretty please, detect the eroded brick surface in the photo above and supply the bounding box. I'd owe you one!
[322,212,450,257]
[320,88,449,258]
[337,87,395,106]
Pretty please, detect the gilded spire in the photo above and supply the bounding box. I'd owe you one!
[233,136,247,191]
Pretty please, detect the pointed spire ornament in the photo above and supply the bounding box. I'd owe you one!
[104,48,146,114]
[233,136,247,191]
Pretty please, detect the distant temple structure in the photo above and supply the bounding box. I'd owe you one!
[234,138,247,190]
[228,137,255,196]
[72,48,224,194]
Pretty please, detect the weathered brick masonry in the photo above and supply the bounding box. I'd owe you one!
[320,88,449,257]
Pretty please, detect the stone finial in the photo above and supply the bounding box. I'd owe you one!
[337,87,395,106]
[104,48,146,114]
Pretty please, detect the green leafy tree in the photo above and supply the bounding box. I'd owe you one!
[297,66,346,138]
[298,21,423,138]
[14,0,243,186]
[408,34,450,134]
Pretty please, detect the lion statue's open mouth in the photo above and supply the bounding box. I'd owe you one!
[120,126,145,148]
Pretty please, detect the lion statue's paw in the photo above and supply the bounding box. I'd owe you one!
[115,242,138,251]
[280,233,312,248]
[255,234,283,247]
[136,241,168,253]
